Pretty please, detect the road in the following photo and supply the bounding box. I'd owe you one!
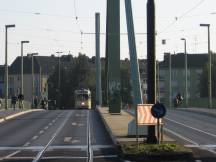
[164,109,216,161]
[0,109,121,162]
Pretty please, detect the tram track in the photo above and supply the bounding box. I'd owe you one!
[0,110,120,162]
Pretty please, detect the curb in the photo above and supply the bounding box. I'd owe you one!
[96,107,118,146]
[0,109,44,123]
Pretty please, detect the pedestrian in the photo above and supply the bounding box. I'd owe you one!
[41,99,45,109]
[0,97,2,109]
[34,96,38,108]
[11,95,17,110]
[18,93,24,109]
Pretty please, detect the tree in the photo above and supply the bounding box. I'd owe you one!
[48,54,96,109]
[200,56,216,97]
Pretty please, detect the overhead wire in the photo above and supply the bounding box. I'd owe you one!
[73,0,84,52]
[158,0,206,34]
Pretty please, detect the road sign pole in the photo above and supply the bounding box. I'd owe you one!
[157,119,160,144]
[146,0,157,144]
[95,13,102,106]
[135,104,139,150]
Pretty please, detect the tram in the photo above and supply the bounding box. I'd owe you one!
[74,89,91,109]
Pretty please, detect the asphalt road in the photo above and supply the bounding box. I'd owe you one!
[0,109,121,162]
[164,109,216,161]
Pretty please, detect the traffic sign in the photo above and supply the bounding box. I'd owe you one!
[151,103,166,119]
[137,104,162,125]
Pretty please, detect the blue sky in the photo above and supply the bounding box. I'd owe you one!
[0,0,215,64]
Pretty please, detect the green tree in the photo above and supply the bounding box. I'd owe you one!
[200,56,216,97]
[48,53,96,109]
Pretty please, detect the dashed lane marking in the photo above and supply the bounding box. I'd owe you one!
[44,126,49,130]
[39,130,44,134]
[64,137,72,143]
[23,142,31,147]
[32,136,38,140]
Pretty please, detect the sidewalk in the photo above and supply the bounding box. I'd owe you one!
[0,108,43,123]
[178,107,216,117]
[97,107,174,145]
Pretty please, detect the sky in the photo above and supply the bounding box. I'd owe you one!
[0,0,215,65]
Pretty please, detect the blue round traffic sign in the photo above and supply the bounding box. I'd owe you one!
[151,103,166,119]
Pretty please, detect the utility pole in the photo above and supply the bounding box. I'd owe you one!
[169,53,172,109]
[146,0,157,143]
[5,24,15,110]
[56,51,63,109]
[21,41,30,96]
[95,13,102,106]
[181,38,188,108]
[27,53,38,108]
[200,24,212,108]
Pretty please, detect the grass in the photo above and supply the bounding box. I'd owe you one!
[121,143,192,155]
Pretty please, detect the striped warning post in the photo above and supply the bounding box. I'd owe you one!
[137,104,162,125]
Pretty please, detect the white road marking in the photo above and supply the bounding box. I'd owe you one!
[49,123,53,126]
[42,156,87,160]
[92,145,115,149]
[39,130,44,134]
[165,117,216,138]
[164,127,198,145]
[195,160,202,162]
[23,142,31,147]
[71,122,77,126]
[32,135,38,140]
[185,144,216,155]
[0,150,20,160]
[94,155,118,158]
[71,139,80,144]
[185,144,216,148]
[44,126,49,130]
[64,137,72,143]
[164,128,216,155]
[0,145,115,151]
[33,111,73,162]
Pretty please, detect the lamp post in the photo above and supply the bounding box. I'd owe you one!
[27,53,38,108]
[21,41,30,97]
[200,24,212,109]
[56,51,63,109]
[181,38,188,108]
[5,24,15,110]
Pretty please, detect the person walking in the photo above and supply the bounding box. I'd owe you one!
[18,93,24,109]
[11,95,17,110]
[34,96,38,108]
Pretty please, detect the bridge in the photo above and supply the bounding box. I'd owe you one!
[0,0,216,162]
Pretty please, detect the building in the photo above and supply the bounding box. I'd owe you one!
[159,53,210,107]
[0,65,5,97]
[8,54,73,103]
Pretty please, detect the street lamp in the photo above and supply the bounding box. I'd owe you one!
[27,53,38,108]
[21,40,30,97]
[181,38,188,108]
[200,23,212,108]
[5,24,15,110]
[56,51,63,109]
